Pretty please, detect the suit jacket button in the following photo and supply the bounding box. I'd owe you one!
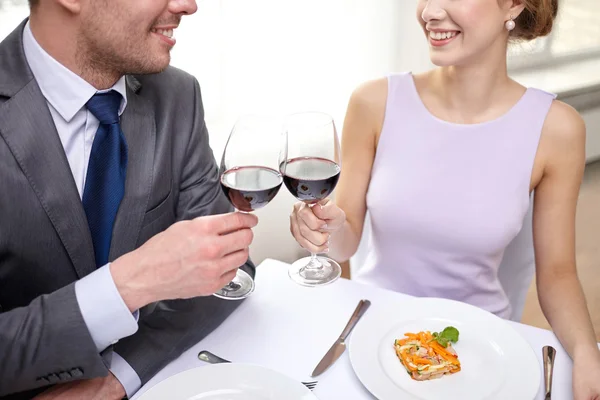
[47,373,59,384]
[70,368,84,378]
[36,377,50,384]
[59,371,71,380]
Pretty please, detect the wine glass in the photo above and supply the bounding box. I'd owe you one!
[215,115,285,300]
[280,112,342,287]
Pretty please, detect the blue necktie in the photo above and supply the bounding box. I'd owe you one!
[82,91,128,267]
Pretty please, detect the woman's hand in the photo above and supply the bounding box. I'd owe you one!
[289,198,346,253]
[573,349,600,400]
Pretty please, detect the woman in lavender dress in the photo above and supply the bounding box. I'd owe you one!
[290,0,600,398]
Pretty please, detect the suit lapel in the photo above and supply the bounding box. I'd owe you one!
[0,80,97,278]
[108,77,156,260]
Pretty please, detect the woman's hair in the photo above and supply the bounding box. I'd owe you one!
[512,0,559,40]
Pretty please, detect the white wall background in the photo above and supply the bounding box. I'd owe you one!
[170,0,431,150]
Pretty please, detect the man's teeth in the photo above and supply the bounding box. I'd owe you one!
[429,31,458,40]
[152,28,174,39]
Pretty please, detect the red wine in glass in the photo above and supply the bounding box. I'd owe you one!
[282,157,340,204]
[215,115,285,300]
[221,166,283,212]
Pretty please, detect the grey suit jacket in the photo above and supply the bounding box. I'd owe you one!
[0,20,254,399]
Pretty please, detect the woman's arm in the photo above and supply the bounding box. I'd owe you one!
[532,100,600,397]
[288,78,387,279]
[327,79,387,275]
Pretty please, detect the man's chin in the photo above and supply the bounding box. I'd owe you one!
[151,53,172,73]
[149,61,171,74]
[128,56,171,75]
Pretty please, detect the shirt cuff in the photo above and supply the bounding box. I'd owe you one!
[75,263,139,352]
[110,352,142,399]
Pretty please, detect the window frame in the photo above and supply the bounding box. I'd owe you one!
[509,40,600,72]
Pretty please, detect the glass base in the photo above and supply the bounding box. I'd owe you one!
[213,269,255,300]
[288,255,341,287]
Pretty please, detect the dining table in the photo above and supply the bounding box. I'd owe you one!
[131,258,586,400]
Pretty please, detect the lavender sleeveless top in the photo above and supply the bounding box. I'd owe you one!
[353,72,556,318]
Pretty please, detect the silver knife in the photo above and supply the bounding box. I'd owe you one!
[311,299,371,377]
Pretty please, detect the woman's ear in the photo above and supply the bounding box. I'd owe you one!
[507,0,527,20]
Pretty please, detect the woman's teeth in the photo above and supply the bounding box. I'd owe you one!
[429,31,458,40]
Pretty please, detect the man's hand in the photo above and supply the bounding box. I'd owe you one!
[111,212,258,311]
[32,373,125,400]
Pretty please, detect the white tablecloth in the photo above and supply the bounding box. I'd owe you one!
[133,259,578,400]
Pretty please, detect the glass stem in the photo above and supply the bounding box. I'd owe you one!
[304,252,323,271]
[226,208,251,286]
[302,203,323,271]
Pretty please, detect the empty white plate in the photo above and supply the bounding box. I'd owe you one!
[136,363,318,400]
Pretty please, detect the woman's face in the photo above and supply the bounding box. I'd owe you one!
[416,0,519,67]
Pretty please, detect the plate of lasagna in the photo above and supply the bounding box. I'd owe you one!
[393,326,462,381]
[348,297,540,400]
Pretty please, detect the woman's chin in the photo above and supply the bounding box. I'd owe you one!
[429,54,459,67]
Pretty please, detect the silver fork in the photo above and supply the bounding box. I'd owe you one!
[198,350,318,391]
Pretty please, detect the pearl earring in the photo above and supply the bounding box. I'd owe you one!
[505,15,516,31]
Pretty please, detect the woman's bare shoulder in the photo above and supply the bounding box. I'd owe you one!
[345,77,389,142]
[349,77,388,111]
[542,100,586,150]
[536,99,586,177]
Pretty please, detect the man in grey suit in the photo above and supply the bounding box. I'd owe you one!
[0,0,259,398]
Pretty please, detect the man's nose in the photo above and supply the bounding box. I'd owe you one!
[169,0,198,16]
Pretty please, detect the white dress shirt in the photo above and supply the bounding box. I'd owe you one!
[22,21,142,397]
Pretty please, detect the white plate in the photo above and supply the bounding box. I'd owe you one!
[136,363,319,400]
[349,297,540,400]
